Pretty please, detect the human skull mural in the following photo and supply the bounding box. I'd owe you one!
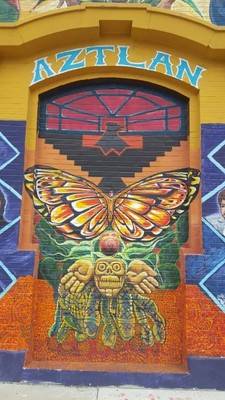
[49,253,166,349]
[94,257,126,297]
[24,166,200,351]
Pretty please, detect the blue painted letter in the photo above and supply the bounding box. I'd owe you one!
[31,57,56,85]
[117,46,146,69]
[176,59,206,88]
[56,49,85,73]
[148,51,174,77]
[86,46,115,66]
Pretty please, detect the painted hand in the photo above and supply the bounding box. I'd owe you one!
[127,259,159,295]
[61,259,94,294]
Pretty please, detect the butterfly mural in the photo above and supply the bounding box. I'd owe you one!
[24,166,200,242]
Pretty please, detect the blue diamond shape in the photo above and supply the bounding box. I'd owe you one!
[213,146,225,170]
[199,260,225,313]
[207,139,225,174]
[202,216,225,243]
[0,179,21,235]
[0,261,17,299]
[0,132,20,170]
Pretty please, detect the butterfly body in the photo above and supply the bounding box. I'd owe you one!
[24,166,200,242]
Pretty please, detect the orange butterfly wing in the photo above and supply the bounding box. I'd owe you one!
[24,166,200,242]
[111,169,200,241]
[24,166,110,240]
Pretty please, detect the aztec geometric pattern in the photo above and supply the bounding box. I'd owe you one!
[39,82,188,193]
[0,121,34,299]
[186,125,225,312]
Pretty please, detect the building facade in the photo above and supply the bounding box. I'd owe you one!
[0,0,225,389]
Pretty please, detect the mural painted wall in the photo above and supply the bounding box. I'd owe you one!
[20,82,200,368]
[196,125,225,313]
[1,0,225,26]
[0,122,34,351]
[0,5,225,388]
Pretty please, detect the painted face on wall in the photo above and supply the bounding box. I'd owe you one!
[94,257,126,297]
[220,199,225,219]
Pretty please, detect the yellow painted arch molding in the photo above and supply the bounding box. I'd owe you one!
[0,5,225,59]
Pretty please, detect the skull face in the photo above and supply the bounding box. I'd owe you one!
[94,257,126,297]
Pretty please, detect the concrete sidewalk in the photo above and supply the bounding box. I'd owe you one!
[0,383,225,400]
